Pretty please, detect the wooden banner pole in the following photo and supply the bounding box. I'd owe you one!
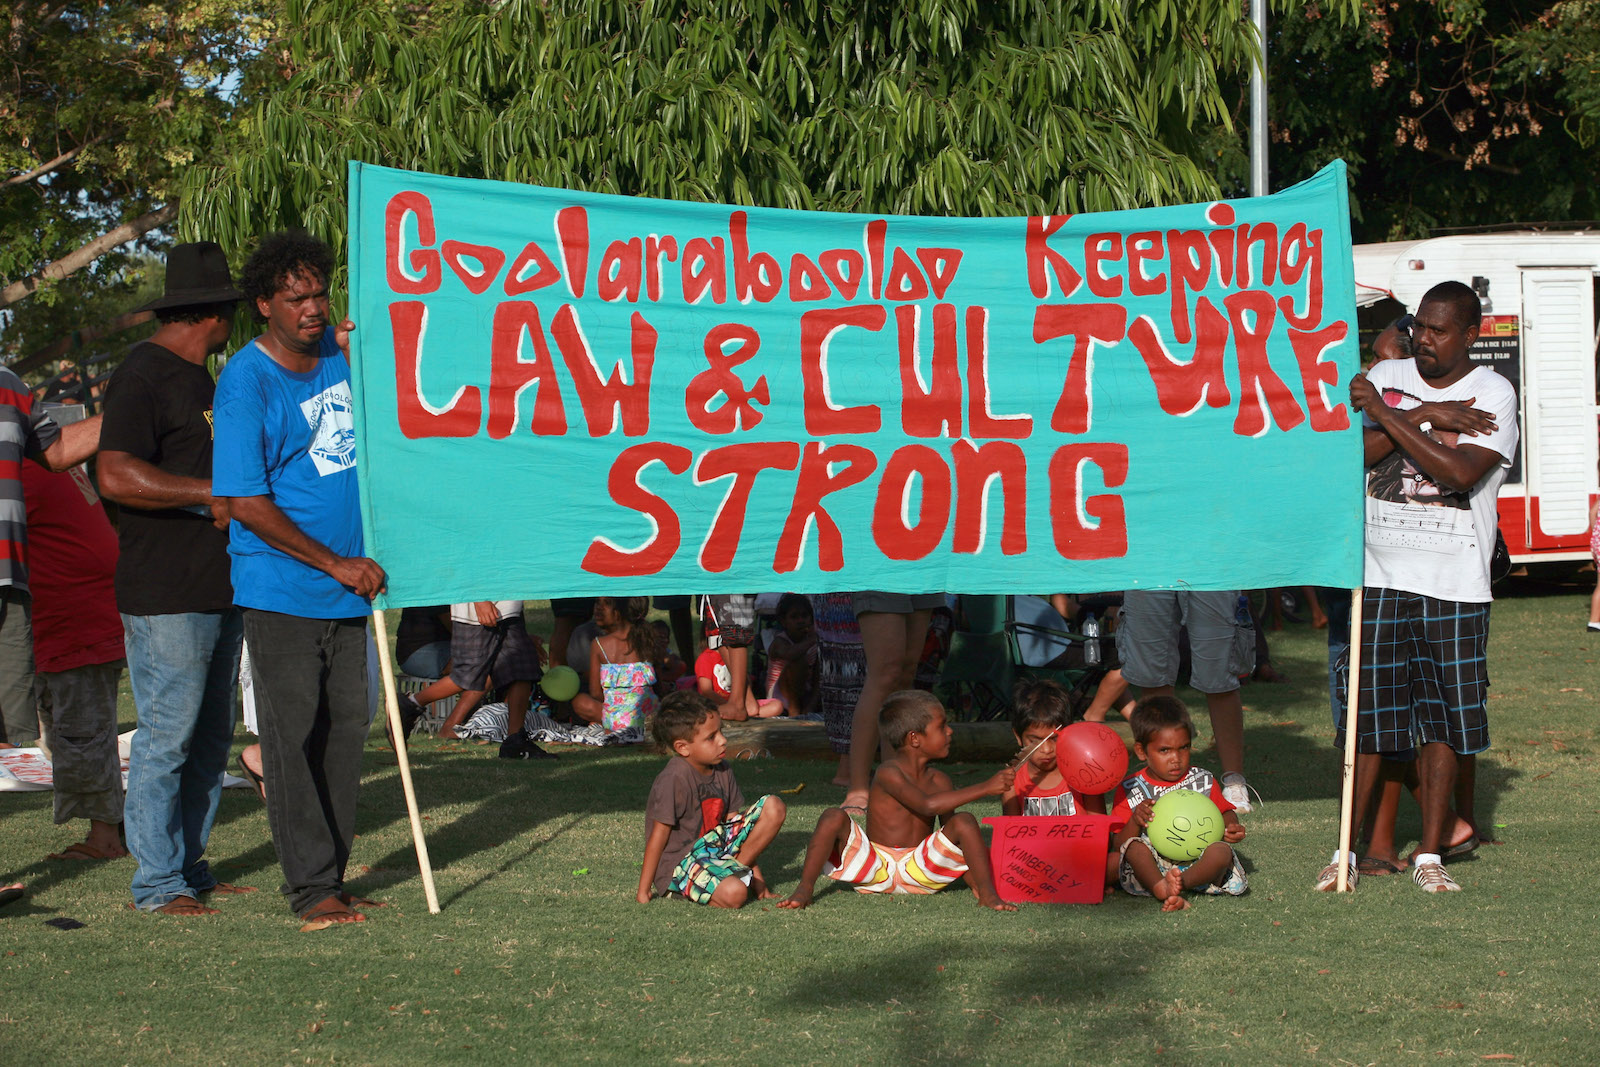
[1334,586,1365,893]
[371,608,441,913]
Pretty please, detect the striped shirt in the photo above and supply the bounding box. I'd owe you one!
[0,367,62,593]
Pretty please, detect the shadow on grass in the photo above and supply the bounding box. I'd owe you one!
[438,811,590,907]
[777,933,1178,1059]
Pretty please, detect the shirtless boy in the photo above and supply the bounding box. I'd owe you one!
[779,690,1015,911]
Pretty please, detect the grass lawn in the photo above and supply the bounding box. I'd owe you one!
[3,583,1598,1065]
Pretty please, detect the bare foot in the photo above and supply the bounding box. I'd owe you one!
[750,877,779,901]
[1153,866,1187,911]
[1253,663,1290,684]
[975,892,1018,912]
[152,896,220,916]
[438,726,461,740]
[777,888,813,910]
[0,883,23,908]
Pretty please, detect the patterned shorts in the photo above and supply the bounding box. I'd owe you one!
[1118,835,1248,897]
[1334,587,1491,756]
[667,795,770,905]
[823,818,968,894]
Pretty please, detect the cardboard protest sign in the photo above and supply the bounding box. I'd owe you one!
[347,161,1362,605]
[984,814,1118,904]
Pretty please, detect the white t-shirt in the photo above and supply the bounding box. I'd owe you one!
[1361,359,1519,603]
[450,601,523,626]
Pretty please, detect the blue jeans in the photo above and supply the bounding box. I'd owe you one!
[123,610,244,910]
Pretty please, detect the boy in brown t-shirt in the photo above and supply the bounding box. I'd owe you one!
[637,692,786,907]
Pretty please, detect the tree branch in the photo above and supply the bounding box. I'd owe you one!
[0,201,178,312]
[7,309,154,375]
[1424,145,1523,176]
[2,136,102,188]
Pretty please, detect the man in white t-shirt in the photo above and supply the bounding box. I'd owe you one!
[1316,281,1519,895]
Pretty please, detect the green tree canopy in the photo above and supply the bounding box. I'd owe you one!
[1,1,273,312]
[1217,1,1600,241]
[183,0,1349,273]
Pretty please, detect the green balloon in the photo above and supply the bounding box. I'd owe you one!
[540,665,580,702]
[1147,788,1224,862]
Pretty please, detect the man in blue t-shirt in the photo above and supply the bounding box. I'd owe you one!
[214,231,386,928]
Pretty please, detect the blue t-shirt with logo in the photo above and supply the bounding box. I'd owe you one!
[212,330,369,619]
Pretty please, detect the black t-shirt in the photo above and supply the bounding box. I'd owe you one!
[99,342,233,614]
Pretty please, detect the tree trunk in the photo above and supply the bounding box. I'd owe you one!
[0,201,178,312]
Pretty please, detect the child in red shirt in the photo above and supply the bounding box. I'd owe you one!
[1002,679,1118,886]
[1001,680,1104,817]
[1111,695,1248,910]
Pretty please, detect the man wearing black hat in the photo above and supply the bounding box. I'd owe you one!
[99,241,253,916]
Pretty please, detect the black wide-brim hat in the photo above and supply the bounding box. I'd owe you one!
[132,241,244,313]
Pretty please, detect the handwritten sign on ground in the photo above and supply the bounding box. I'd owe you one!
[984,814,1118,904]
[347,161,1362,605]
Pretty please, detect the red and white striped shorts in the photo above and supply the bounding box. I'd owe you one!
[824,818,967,894]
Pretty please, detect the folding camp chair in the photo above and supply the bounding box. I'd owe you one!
[938,595,1013,721]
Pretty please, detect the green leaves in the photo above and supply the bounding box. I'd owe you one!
[182,0,1305,261]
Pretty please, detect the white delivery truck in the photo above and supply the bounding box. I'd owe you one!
[1352,230,1600,563]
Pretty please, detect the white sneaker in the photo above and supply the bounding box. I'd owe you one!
[1411,862,1462,893]
[1221,772,1258,813]
[1314,857,1358,892]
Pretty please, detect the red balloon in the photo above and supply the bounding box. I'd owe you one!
[1055,722,1129,795]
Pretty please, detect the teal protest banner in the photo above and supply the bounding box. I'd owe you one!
[347,161,1362,607]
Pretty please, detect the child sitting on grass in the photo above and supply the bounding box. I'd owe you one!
[1002,679,1118,887]
[695,615,782,719]
[779,690,1016,911]
[1001,679,1108,817]
[1111,695,1248,911]
[637,692,786,907]
[574,596,661,735]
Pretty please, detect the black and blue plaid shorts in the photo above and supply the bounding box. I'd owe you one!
[1334,587,1491,756]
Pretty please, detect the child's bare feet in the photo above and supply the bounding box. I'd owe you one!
[777,888,813,910]
[974,889,1018,912]
[1153,866,1187,911]
[751,876,779,901]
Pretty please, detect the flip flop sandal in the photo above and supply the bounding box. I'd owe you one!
[1444,834,1480,859]
[46,842,124,861]
[1357,855,1406,877]
[236,753,266,802]
[299,896,366,931]
[0,884,23,909]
